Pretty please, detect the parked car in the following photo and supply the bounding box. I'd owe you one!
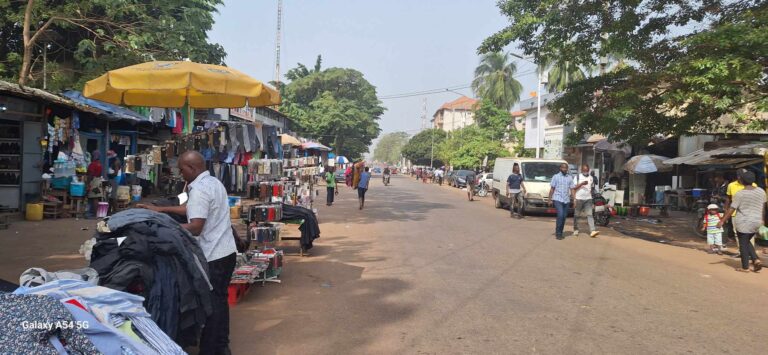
[478,173,493,188]
[452,170,476,188]
[491,158,573,216]
[334,169,346,181]
[444,171,457,186]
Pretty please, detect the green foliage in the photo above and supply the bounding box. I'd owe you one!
[436,125,510,169]
[401,129,445,166]
[473,98,512,141]
[285,55,322,81]
[373,132,410,164]
[471,52,523,110]
[0,0,226,90]
[282,66,384,159]
[539,56,586,93]
[483,0,768,143]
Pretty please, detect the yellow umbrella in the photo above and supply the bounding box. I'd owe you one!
[279,133,302,146]
[83,61,280,108]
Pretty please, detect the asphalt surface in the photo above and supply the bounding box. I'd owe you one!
[1,176,766,354]
[228,175,768,354]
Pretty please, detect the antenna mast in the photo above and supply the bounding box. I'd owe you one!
[274,0,283,86]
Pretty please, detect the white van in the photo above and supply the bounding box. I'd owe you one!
[491,158,570,215]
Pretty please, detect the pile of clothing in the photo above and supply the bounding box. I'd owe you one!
[281,204,321,250]
[4,279,186,354]
[90,209,213,347]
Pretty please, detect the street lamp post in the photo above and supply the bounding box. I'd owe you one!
[510,53,543,158]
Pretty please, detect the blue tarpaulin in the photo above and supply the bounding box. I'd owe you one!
[61,90,150,123]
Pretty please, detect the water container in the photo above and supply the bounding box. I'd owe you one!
[26,203,43,221]
[228,196,241,207]
[692,188,705,198]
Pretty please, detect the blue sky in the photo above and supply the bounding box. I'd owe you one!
[208,0,540,137]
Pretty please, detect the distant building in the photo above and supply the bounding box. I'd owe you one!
[432,96,478,132]
[520,93,574,160]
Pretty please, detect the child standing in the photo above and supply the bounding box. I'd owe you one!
[702,204,724,255]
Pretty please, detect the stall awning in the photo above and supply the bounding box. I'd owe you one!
[61,91,150,123]
[279,133,302,146]
[300,142,332,151]
[663,142,767,166]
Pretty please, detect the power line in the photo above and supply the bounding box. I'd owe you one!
[378,69,538,100]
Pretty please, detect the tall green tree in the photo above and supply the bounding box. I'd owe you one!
[284,55,322,81]
[2,0,225,89]
[401,129,445,166]
[436,125,509,170]
[373,131,409,164]
[539,57,586,93]
[471,52,523,110]
[480,0,768,143]
[473,98,512,141]
[282,66,384,159]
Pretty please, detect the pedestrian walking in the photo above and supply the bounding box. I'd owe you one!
[325,167,338,206]
[358,167,371,210]
[701,204,724,254]
[466,170,477,201]
[548,163,575,240]
[345,166,353,187]
[725,169,758,255]
[573,164,599,238]
[507,164,525,218]
[718,170,764,273]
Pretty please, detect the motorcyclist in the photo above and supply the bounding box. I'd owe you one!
[383,167,391,185]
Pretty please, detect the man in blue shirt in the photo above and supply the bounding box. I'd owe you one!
[507,164,526,218]
[358,167,372,210]
[548,163,575,240]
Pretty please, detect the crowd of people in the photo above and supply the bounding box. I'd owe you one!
[323,160,373,210]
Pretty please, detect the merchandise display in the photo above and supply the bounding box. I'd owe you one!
[89,209,213,347]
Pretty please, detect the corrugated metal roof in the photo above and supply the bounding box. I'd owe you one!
[61,91,149,122]
[0,80,150,123]
[663,142,767,166]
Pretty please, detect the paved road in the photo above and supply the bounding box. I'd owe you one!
[230,175,768,354]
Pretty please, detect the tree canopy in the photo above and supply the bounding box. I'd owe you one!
[373,131,409,165]
[471,52,523,110]
[435,125,510,170]
[1,0,226,90]
[282,65,384,159]
[401,129,445,166]
[481,0,768,143]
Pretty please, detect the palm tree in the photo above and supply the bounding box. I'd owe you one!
[472,52,523,110]
[538,56,587,93]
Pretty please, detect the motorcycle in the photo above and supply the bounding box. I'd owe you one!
[474,180,489,198]
[593,191,611,227]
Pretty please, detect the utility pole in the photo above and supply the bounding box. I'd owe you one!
[274,0,283,87]
[420,98,427,131]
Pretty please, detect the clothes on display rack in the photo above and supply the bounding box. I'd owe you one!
[281,204,321,251]
[89,209,213,347]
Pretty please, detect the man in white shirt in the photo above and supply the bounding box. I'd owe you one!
[573,164,599,238]
[139,151,236,354]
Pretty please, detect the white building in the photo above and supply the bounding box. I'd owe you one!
[432,96,478,132]
[520,93,574,159]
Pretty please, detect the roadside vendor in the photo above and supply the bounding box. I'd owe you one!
[138,151,236,354]
[86,150,104,218]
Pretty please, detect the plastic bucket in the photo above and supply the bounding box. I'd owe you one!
[97,202,109,218]
[639,206,650,216]
[25,203,43,221]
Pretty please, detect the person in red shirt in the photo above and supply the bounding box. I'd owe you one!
[87,150,102,178]
[86,151,103,218]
